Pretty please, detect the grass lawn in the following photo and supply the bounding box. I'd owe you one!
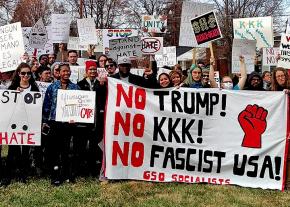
[1,178,290,207]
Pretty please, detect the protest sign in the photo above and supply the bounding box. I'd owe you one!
[67,37,87,51]
[214,71,220,88]
[286,18,290,34]
[77,18,98,45]
[232,39,256,74]
[109,36,142,60]
[105,78,288,190]
[70,66,86,83]
[129,68,145,77]
[142,15,167,33]
[233,16,273,49]
[155,47,176,67]
[190,11,222,45]
[36,81,52,96]
[0,22,25,72]
[22,26,53,56]
[51,14,71,43]
[141,37,163,55]
[262,48,280,66]
[277,34,290,68]
[0,90,42,145]
[29,18,48,49]
[97,68,108,79]
[179,2,214,47]
[55,90,96,123]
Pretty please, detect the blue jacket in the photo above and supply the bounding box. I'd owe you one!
[42,80,80,123]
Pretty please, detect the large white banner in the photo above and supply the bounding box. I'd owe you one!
[233,16,274,49]
[105,78,288,190]
[0,90,42,145]
[0,22,25,72]
[277,34,290,69]
[55,90,96,123]
[51,14,71,43]
[179,2,214,47]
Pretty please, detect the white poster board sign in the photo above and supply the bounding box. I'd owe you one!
[51,14,71,43]
[262,47,279,66]
[141,15,167,33]
[233,16,274,49]
[77,18,97,45]
[56,90,96,123]
[0,90,42,145]
[29,18,48,49]
[155,46,176,67]
[232,39,256,74]
[277,34,290,68]
[67,37,88,51]
[70,66,86,83]
[36,81,52,96]
[179,2,214,47]
[0,22,25,72]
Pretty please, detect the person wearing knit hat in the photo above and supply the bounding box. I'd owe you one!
[244,71,264,91]
[182,64,204,88]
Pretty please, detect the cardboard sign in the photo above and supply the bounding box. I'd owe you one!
[0,90,42,145]
[67,37,88,51]
[70,66,86,83]
[277,34,290,68]
[232,39,256,74]
[77,18,97,45]
[55,90,96,123]
[262,48,280,66]
[102,29,139,55]
[51,14,71,43]
[109,36,142,60]
[233,16,273,49]
[105,78,288,190]
[29,18,48,49]
[191,11,222,45]
[155,46,176,67]
[0,22,25,72]
[141,37,163,55]
[179,2,214,47]
[36,81,52,96]
[22,26,53,56]
[142,15,167,33]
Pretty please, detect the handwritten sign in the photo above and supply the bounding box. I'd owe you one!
[51,14,71,43]
[155,46,176,67]
[97,68,108,79]
[262,47,279,66]
[109,36,142,60]
[0,22,25,72]
[232,39,256,74]
[191,10,222,45]
[56,90,96,123]
[233,16,273,49]
[77,18,97,45]
[0,90,42,145]
[36,81,52,96]
[141,37,163,55]
[142,15,167,33]
[277,34,290,69]
[29,18,48,49]
[67,37,88,51]
[70,66,86,83]
[179,2,214,47]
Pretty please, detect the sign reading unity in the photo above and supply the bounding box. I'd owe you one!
[0,90,42,145]
[0,22,25,72]
[190,10,222,45]
[104,78,288,190]
[142,15,167,33]
[55,90,96,124]
[233,16,273,49]
[277,34,290,69]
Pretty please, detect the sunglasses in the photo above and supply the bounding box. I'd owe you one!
[105,64,114,68]
[20,71,32,76]
[203,75,209,78]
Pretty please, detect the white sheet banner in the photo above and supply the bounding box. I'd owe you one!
[55,90,96,123]
[0,90,43,145]
[0,22,25,72]
[105,78,288,190]
[277,34,290,69]
[233,16,273,49]
[262,48,280,66]
[51,14,71,43]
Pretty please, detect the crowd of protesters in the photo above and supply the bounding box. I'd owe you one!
[0,45,289,187]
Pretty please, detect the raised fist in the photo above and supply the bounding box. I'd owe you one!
[238,104,268,148]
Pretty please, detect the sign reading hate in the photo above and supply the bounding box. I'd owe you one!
[0,22,25,72]
[0,90,42,145]
[104,78,288,190]
[190,10,222,45]
[141,37,163,55]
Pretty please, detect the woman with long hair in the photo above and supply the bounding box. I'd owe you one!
[271,67,290,91]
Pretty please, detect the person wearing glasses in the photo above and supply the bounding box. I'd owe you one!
[104,58,117,76]
[42,63,80,186]
[271,68,290,92]
[244,71,264,91]
[1,63,39,186]
[77,61,106,177]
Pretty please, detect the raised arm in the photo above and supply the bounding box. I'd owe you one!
[209,56,218,88]
[237,56,247,90]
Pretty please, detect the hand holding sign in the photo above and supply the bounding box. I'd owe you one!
[238,104,268,148]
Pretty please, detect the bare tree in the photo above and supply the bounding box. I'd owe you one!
[0,0,15,26]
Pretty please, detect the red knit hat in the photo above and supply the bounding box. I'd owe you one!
[85,61,97,72]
